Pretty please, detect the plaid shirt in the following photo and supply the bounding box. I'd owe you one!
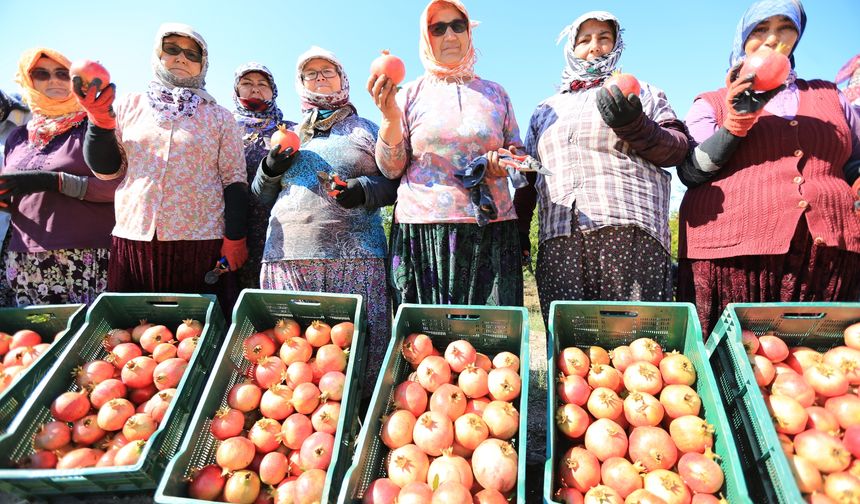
[523,82,682,251]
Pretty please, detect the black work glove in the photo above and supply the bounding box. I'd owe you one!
[596,85,643,128]
[0,172,59,206]
[263,145,296,177]
[519,231,532,264]
[726,61,785,115]
[335,178,366,209]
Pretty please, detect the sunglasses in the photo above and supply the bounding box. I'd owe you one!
[428,19,468,37]
[29,68,70,82]
[162,42,203,63]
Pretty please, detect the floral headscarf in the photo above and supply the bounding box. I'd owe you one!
[729,0,806,71]
[419,0,479,82]
[556,11,624,89]
[232,62,283,140]
[147,22,216,122]
[14,47,86,149]
[836,54,860,103]
[294,46,355,144]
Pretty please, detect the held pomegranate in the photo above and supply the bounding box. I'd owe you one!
[270,125,300,155]
[370,50,406,85]
[604,71,641,97]
[739,44,791,91]
[69,59,110,92]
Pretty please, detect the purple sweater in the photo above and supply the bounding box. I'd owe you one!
[2,123,119,253]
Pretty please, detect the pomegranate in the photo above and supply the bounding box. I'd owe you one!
[224,470,261,503]
[145,389,174,423]
[604,72,641,97]
[444,340,477,373]
[228,381,263,412]
[587,387,624,420]
[789,454,824,493]
[588,364,623,392]
[807,406,841,435]
[824,346,860,385]
[311,401,341,434]
[398,481,433,504]
[327,321,353,348]
[659,352,696,386]
[559,446,601,493]
[492,351,520,371]
[558,373,592,406]
[153,357,187,390]
[475,352,493,372]
[73,359,115,389]
[845,322,860,349]
[453,412,489,451]
[370,50,406,85]
[417,356,451,393]
[471,438,518,493]
[431,481,471,503]
[767,394,808,435]
[151,342,177,363]
[805,363,849,397]
[771,372,815,407]
[794,429,851,474]
[557,403,590,439]
[51,390,91,422]
[584,418,628,462]
[381,409,417,449]
[315,344,348,374]
[624,362,663,396]
[555,488,585,504]
[108,342,143,369]
[364,478,401,504]
[624,391,665,427]
[413,411,454,456]
[487,367,521,402]
[26,450,58,469]
[211,407,245,440]
[318,371,346,402]
[244,332,276,363]
[255,356,286,389]
[10,329,41,349]
[280,336,313,365]
[482,400,519,440]
[189,464,226,500]
[559,347,591,377]
[69,59,110,91]
[114,440,146,466]
[660,384,702,419]
[844,425,860,458]
[285,361,313,388]
[677,450,724,494]
[270,125,300,155]
[427,447,473,488]
[34,421,72,450]
[139,325,174,353]
[57,447,102,469]
[273,318,301,344]
[260,385,294,420]
[387,443,430,487]
[123,413,157,441]
[103,328,131,351]
[825,394,860,429]
[294,469,326,504]
[601,457,644,499]
[305,320,331,347]
[739,44,791,91]
[741,329,760,354]
[642,469,691,504]
[291,382,321,415]
[669,415,715,453]
[97,398,135,431]
[121,356,157,388]
[458,365,489,398]
[628,426,678,471]
[403,333,434,366]
[217,436,256,471]
[427,383,465,421]
[281,413,314,450]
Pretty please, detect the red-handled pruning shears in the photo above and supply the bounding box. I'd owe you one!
[497,147,552,175]
[317,171,348,197]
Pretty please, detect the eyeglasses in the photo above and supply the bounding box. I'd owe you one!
[29,68,70,82]
[428,19,468,37]
[162,43,203,63]
[301,68,338,82]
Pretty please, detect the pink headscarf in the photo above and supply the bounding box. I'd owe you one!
[419,0,479,82]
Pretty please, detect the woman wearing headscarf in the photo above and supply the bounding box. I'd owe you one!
[368,0,524,308]
[253,46,397,389]
[513,11,688,325]
[73,23,248,313]
[232,63,296,290]
[1,48,118,306]
[677,0,860,335]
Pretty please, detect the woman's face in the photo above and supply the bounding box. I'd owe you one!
[428,5,469,64]
[744,15,798,55]
[573,19,615,61]
[30,56,71,99]
[236,71,274,101]
[160,35,203,78]
[301,58,342,95]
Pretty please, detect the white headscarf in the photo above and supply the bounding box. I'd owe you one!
[150,22,215,103]
[557,11,624,88]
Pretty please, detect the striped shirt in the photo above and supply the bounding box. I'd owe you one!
[523,83,683,252]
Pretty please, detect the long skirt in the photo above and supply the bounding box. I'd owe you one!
[261,258,390,396]
[108,236,239,319]
[678,219,860,337]
[389,221,523,307]
[5,247,109,307]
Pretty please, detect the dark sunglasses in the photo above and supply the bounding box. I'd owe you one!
[428,19,468,37]
[162,42,203,63]
[29,68,70,82]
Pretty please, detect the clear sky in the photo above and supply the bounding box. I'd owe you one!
[2,0,858,207]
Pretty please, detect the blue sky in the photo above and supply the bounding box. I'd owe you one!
[2,0,858,207]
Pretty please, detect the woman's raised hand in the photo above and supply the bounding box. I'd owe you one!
[72,76,117,130]
[367,74,401,121]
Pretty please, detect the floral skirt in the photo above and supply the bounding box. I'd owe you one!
[678,219,860,336]
[4,247,109,306]
[261,258,390,396]
[389,221,523,307]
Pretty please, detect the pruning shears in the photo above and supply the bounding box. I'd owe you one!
[497,147,552,175]
[204,257,229,285]
[317,171,348,197]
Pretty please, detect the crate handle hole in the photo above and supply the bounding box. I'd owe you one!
[599,310,639,318]
[147,301,179,307]
[289,299,322,307]
[447,314,480,321]
[781,312,825,319]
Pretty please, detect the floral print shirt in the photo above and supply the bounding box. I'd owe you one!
[252,114,388,261]
[376,76,523,224]
[112,93,246,241]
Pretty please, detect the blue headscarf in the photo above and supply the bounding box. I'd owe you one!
[729,0,806,70]
[232,62,283,137]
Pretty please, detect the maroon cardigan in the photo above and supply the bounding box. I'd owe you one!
[679,80,860,260]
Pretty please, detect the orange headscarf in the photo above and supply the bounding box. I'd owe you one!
[14,47,82,117]
[419,0,478,82]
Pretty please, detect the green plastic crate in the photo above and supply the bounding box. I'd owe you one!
[704,302,860,504]
[0,293,225,495]
[543,301,750,504]
[339,303,530,503]
[155,289,367,504]
[0,304,86,433]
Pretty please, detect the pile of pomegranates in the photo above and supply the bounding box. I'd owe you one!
[362,333,522,504]
[185,318,355,504]
[553,338,725,504]
[23,318,204,470]
[742,321,860,502]
[0,328,58,394]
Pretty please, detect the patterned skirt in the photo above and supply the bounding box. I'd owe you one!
[4,247,109,306]
[261,258,391,396]
[389,220,523,307]
[678,219,860,337]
